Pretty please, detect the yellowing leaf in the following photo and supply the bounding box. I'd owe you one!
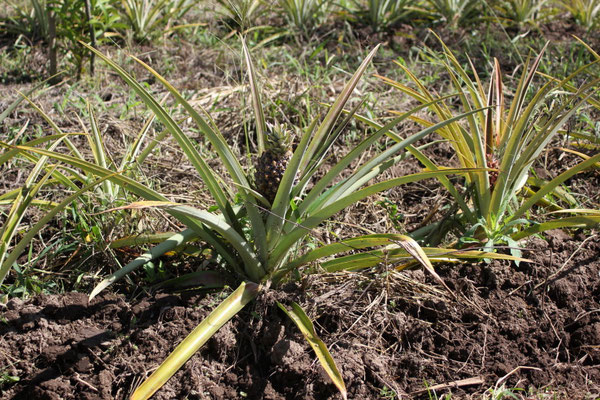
[96,200,179,214]
[393,235,455,297]
[278,302,347,400]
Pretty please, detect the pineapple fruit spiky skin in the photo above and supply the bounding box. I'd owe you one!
[254,124,293,205]
[255,148,293,204]
[486,153,500,190]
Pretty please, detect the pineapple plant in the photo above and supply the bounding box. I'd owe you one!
[254,123,294,204]
[32,39,514,400]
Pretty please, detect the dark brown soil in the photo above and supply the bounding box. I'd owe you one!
[1,231,599,399]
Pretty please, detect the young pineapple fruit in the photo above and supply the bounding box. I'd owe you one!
[254,123,293,205]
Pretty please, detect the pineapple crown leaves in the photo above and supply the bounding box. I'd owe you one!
[264,122,293,154]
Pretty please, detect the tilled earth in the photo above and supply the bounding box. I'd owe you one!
[1,231,599,399]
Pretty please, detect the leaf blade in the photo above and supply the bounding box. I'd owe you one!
[277,302,347,400]
[131,282,260,400]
